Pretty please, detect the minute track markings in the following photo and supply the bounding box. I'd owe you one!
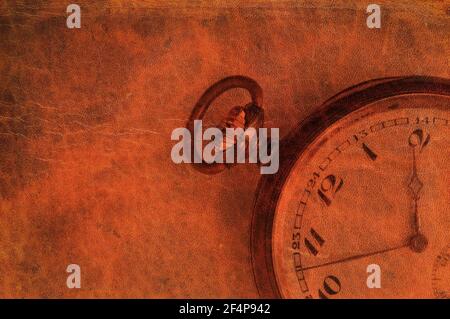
[290,113,449,297]
[293,117,413,289]
[247,79,450,300]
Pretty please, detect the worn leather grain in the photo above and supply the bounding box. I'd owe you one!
[0,1,448,297]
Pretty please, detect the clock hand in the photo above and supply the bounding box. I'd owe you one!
[409,146,422,234]
[303,133,431,272]
[301,243,409,271]
[304,133,431,272]
[407,130,429,253]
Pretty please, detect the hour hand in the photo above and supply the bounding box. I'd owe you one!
[407,129,429,253]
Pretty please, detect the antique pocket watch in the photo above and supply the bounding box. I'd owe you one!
[188,76,450,299]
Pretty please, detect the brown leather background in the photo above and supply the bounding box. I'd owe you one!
[0,1,448,298]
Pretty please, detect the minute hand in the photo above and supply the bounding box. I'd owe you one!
[301,243,408,271]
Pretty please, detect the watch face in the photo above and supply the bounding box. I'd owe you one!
[262,91,450,298]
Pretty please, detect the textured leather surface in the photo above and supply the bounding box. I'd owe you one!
[0,1,448,297]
